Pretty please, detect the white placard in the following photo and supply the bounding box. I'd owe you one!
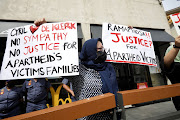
[102,23,157,67]
[149,56,161,74]
[0,22,79,80]
[170,13,180,35]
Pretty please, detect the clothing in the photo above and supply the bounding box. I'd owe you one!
[0,86,22,119]
[26,100,47,113]
[68,38,119,120]
[22,78,51,113]
[68,64,112,120]
[0,105,21,119]
[79,38,119,100]
[68,64,103,101]
[62,78,76,102]
[166,45,180,62]
[162,45,180,111]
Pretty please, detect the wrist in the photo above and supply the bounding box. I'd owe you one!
[173,45,180,49]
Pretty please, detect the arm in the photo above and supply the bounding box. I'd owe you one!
[63,84,75,97]
[164,36,180,69]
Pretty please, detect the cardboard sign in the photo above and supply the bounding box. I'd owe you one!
[102,23,157,66]
[0,22,79,80]
[170,13,180,35]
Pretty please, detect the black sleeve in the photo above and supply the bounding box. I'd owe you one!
[161,59,180,84]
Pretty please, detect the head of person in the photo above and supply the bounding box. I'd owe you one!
[79,38,107,64]
[5,80,15,88]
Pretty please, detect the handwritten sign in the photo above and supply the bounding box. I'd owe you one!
[102,23,157,66]
[170,13,180,35]
[0,22,79,80]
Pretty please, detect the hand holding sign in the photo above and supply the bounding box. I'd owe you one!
[34,18,47,26]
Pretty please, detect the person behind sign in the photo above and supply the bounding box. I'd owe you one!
[163,35,180,111]
[22,78,51,113]
[34,18,119,119]
[73,38,119,120]
[0,80,23,119]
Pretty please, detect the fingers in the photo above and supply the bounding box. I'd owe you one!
[72,92,75,97]
[128,26,133,29]
[34,18,47,26]
[175,35,180,41]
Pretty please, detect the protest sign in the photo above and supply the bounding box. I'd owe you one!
[170,13,180,35]
[102,23,157,66]
[0,22,79,80]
